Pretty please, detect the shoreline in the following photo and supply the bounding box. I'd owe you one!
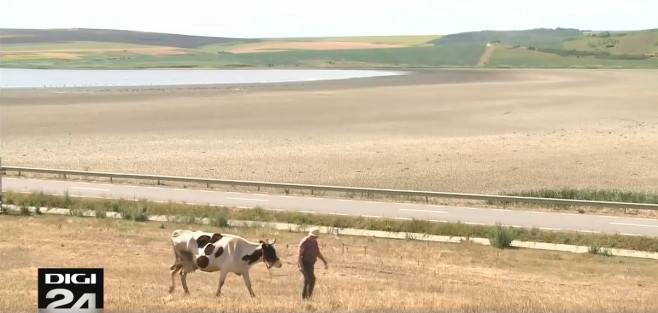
[1,67,652,94]
[0,68,537,95]
[0,67,408,91]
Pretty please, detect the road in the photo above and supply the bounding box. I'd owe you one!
[2,177,658,237]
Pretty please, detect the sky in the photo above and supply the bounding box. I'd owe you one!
[1,0,656,38]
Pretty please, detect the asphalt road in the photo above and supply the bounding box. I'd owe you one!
[3,177,658,237]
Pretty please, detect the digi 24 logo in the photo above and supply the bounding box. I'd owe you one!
[38,268,104,313]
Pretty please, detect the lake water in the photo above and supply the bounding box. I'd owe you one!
[0,68,404,88]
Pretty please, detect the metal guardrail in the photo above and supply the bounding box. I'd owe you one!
[1,165,657,211]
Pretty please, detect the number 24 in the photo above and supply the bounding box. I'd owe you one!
[46,289,96,309]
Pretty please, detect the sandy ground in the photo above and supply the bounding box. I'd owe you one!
[1,215,656,313]
[2,69,658,194]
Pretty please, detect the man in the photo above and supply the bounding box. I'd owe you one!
[298,227,328,300]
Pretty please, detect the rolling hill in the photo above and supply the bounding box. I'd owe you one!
[0,28,251,47]
[1,27,656,69]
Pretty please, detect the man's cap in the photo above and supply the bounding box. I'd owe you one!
[309,227,320,237]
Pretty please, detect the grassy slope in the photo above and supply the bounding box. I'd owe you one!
[432,28,584,48]
[487,46,658,68]
[434,28,658,68]
[1,44,485,69]
[563,29,658,55]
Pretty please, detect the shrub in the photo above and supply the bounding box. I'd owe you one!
[489,223,519,249]
[111,201,120,212]
[133,206,150,222]
[63,191,72,206]
[117,201,150,222]
[34,202,43,215]
[208,208,228,227]
[69,204,85,217]
[95,206,107,219]
[118,205,133,220]
[588,242,612,256]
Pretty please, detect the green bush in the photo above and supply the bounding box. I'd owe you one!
[489,224,519,249]
[208,208,228,227]
[95,206,107,219]
[117,202,150,222]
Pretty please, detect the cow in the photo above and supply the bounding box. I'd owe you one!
[168,229,282,297]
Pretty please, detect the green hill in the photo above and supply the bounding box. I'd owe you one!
[432,28,583,48]
[1,27,656,69]
[0,28,251,48]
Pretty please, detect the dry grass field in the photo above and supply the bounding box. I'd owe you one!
[0,42,190,61]
[1,215,657,313]
[228,41,406,53]
[2,69,658,194]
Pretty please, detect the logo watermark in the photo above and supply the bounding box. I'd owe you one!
[38,268,104,313]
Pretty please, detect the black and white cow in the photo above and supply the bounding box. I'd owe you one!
[168,229,282,297]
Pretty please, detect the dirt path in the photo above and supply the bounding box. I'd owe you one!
[477,43,496,67]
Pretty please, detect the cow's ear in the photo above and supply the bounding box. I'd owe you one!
[268,238,276,245]
[259,240,265,244]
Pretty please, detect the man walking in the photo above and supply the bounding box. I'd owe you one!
[298,227,328,300]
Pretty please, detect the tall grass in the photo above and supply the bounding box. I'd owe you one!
[492,188,658,208]
[500,188,658,204]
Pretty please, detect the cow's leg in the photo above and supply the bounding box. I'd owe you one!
[168,246,183,293]
[242,271,256,298]
[169,264,182,293]
[169,246,181,271]
[215,270,229,297]
[180,270,190,295]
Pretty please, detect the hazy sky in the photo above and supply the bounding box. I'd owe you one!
[2,0,656,38]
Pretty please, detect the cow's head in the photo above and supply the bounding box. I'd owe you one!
[259,239,282,269]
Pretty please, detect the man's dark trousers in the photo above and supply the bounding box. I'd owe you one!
[302,261,315,299]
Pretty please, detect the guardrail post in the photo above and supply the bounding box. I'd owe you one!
[0,157,3,211]
[110,177,113,182]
